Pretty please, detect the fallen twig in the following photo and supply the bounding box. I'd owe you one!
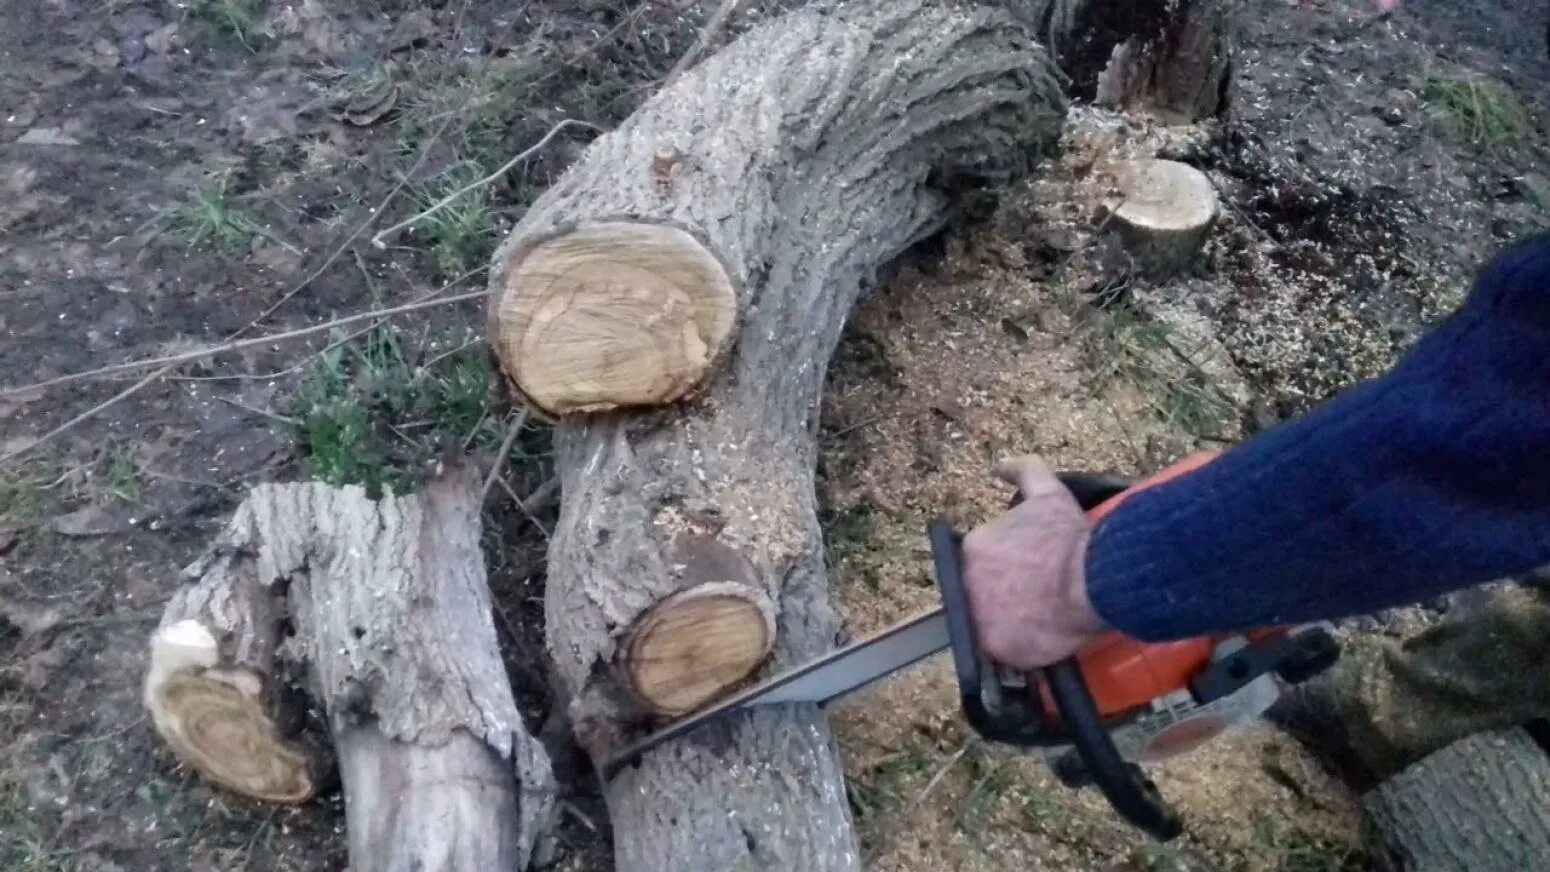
[915,741,970,805]
[1,365,174,465]
[370,119,602,249]
[480,408,530,504]
[520,476,560,515]
[495,474,553,539]
[0,290,489,400]
[237,100,465,334]
[167,269,485,383]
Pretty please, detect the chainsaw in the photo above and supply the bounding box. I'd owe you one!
[602,455,1340,841]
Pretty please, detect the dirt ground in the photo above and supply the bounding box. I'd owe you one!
[2,0,1548,869]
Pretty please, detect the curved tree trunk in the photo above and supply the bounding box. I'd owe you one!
[146,465,556,871]
[487,0,1065,868]
[1019,0,1235,122]
[1363,728,1550,872]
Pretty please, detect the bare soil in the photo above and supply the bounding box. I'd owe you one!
[2,0,1548,870]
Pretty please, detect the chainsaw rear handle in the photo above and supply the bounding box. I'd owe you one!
[1046,473,1183,839]
[1046,660,1183,840]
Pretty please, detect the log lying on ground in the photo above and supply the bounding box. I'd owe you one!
[1362,727,1550,871]
[1104,158,1218,279]
[488,0,1065,868]
[1018,0,1235,122]
[145,465,555,872]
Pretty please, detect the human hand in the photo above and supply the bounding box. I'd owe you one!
[961,456,1107,671]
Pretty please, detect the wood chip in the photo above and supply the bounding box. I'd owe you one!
[48,504,135,537]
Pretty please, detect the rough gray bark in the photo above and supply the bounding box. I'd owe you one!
[1363,728,1550,872]
[1014,0,1234,121]
[154,466,556,872]
[487,0,1065,868]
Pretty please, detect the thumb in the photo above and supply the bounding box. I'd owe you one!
[993,455,1067,501]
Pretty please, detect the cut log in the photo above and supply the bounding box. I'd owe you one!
[488,0,1065,868]
[145,465,556,872]
[1362,728,1550,872]
[622,580,777,716]
[1018,0,1235,122]
[1104,158,1218,279]
[144,618,315,803]
[495,222,739,416]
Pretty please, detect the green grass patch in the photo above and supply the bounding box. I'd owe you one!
[1018,782,1078,834]
[1251,812,1365,872]
[1422,70,1536,153]
[1095,303,1238,443]
[161,172,262,254]
[821,499,881,589]
[289,329,535,495]
[954,747,1015,849]
[0,756,73,872]
[99,442,141,503]
[416,165,496,278]
[395,56,547,171]
[847,743,937,824]
[183,0,263,49]
[0,464,55,529]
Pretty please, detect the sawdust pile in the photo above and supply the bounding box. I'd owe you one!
[815,109,1367,871]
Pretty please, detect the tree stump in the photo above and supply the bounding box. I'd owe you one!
[1363,728,1550,872]
[487,0,1066,867]
[1104,158,1219,279]
[144,465,556,872]
[1018,0,1235,122]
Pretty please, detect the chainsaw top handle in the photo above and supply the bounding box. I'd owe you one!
[929,456,1215,842]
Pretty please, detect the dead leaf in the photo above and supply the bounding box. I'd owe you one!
[341,79,398,127]
[252,242,304,274]
[48,504,135,537]
[14,642,69,691]
[16,127,80,146]
[386,9,435,50]
[0,591,67,637]
[144,22,180,55]
[930,400,965,421]
[87,37,120,71]
[2,437,38,457]
[229,94,299,146]
[0,384,45,419]
[297,0,352,60]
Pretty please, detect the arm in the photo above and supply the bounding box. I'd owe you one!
[1088,235,1550,640]
[964,235,1550,668]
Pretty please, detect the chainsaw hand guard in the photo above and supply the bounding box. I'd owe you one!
[930,471,1185,842]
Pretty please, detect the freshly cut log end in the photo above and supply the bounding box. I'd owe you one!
[144,620,314,804]
[493,221,738,417]
[623,582,776,716]
[1106,158,1218,279]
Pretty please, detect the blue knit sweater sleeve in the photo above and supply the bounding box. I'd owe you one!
[1086,236,1550,642]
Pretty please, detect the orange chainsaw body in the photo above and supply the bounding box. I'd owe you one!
[1049,451,1287,719]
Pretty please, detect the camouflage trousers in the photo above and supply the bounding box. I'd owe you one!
[1328,580,1550,780]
